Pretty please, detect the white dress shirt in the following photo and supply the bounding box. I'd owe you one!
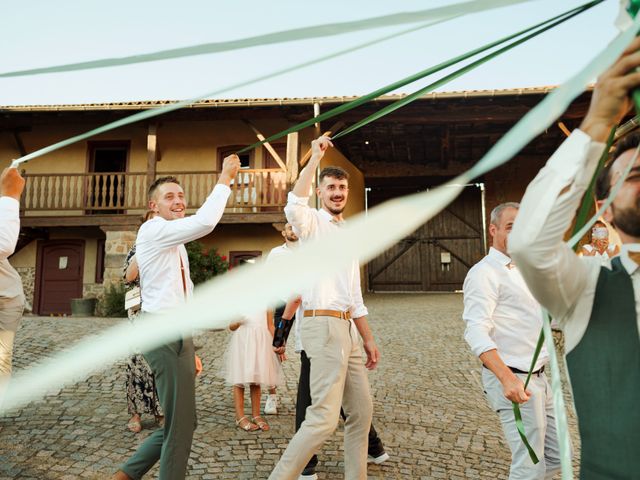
[0,197,24,306]
[266,243,304,352]
[284,192,368,319]
[136,184,231,314]
[509,129,640,353]
[463,247,548,371]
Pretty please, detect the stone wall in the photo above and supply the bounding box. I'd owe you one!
[16,267,35,312]
[102,229,137,288]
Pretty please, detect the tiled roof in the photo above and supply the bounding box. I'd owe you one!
[0,85,589,112]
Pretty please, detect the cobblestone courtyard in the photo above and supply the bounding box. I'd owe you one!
[0,294,578,479]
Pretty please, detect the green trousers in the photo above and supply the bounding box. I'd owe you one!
[121,337,197,480]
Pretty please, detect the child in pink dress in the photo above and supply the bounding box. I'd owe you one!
[223,309,283,432]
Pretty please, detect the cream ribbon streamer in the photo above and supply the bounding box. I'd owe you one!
[1,11,639,417]
[0,0,533,78]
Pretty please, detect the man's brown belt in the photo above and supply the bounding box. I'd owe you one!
[303,309,352,320]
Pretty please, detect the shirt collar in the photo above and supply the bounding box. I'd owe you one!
[318,208,345,226]
[488,247,512,267]
[620,243,640,275]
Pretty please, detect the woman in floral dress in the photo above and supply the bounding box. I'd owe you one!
[123,238,163,432]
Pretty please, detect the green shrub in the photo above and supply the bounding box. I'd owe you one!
[186,241,229,285]
[101,282,127,317]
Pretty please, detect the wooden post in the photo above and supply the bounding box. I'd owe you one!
[146,123,158,193]
[286,132,299,185]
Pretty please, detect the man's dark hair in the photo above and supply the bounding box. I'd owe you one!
[319,166,349,183]
[595,132,640,200]
[148,176,180,200]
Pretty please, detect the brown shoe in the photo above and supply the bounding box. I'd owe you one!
[111,471,133,480]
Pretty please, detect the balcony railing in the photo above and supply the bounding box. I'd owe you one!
[21,169,288,214]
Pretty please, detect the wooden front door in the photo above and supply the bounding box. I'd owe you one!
[35,240,85,315]
[367,187,484,291]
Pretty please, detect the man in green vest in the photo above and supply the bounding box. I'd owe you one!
[509,36,640,479]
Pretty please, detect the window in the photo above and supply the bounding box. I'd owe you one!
[229,251,262,268]
[87,141,130,213]
[218,145,253,170]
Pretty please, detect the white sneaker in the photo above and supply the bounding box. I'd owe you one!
[264,394,278,415]
[298,474,318,480]
[367,451,390,464]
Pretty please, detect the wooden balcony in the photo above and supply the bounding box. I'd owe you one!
[20,169,288,227]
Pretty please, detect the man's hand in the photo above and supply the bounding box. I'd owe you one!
[311,136,333,160]
[581,36,640,142]
[218,154,241,186]
[363,339,380,370]
[501,373,531,404]
[229,321,242,332]
[0,167,25,201]
[195,354,203,376]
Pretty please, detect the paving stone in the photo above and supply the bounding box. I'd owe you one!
[0,294,580,478]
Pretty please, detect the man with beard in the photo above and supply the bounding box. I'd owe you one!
[509,36,640,478]
[269,136,380,480]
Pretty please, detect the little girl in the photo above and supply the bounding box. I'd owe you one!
[223,309,283,432]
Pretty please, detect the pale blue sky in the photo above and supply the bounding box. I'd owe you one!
[0,0,621,106]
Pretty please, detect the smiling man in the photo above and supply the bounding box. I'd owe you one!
[269,136,380,480]
[114,154,240,480]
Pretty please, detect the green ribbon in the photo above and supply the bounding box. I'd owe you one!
[570,125,616,251]
[333,4,596,140]
[0,0,532,78]
[238,0,603,154]
[511,330,545,464]
[10,17,456,167]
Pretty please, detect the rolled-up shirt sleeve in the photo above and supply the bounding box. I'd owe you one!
[284,192,316,239]
[350,262,369,319]
[509,129,605,320]
[463,265,498,357]
[0,197,20,260]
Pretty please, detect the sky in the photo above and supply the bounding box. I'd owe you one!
[0,0,623,106]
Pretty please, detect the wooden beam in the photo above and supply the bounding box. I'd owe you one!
[299,121,345,168]
[285,132,299,184]
[243,120,287,170]
[146,123,158,189]
[12,130,27,157]
[557,121,571,137]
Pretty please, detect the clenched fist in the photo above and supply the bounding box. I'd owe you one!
[1,167,25,201]
[219,154,242,186]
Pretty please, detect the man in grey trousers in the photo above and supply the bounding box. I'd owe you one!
[113,154,240,480]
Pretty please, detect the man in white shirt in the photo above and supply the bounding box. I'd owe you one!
[463,202,561,479]
[264,223,299,415]
[509,37,640,478]
[0,167,26,382]
[115,155,240,480]
[269,136,380,480]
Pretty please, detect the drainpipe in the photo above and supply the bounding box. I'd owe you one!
[365,187,371,217]
[476,182,488,254]
[314,102,321,209]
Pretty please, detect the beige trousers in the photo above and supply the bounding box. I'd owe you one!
[269,315,373,480]
[0,303,24,377]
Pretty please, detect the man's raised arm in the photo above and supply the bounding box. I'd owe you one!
[143,155,240,249]
[285,136,332,238]
[509,37,640,319]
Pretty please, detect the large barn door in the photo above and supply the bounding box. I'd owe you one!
[367,186,484,291]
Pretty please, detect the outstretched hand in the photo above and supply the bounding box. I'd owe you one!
[581,36,640,142]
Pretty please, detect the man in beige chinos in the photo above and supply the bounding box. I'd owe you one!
[269,136,380,480]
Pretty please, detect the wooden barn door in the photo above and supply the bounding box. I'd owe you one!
[367,186,484,291]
